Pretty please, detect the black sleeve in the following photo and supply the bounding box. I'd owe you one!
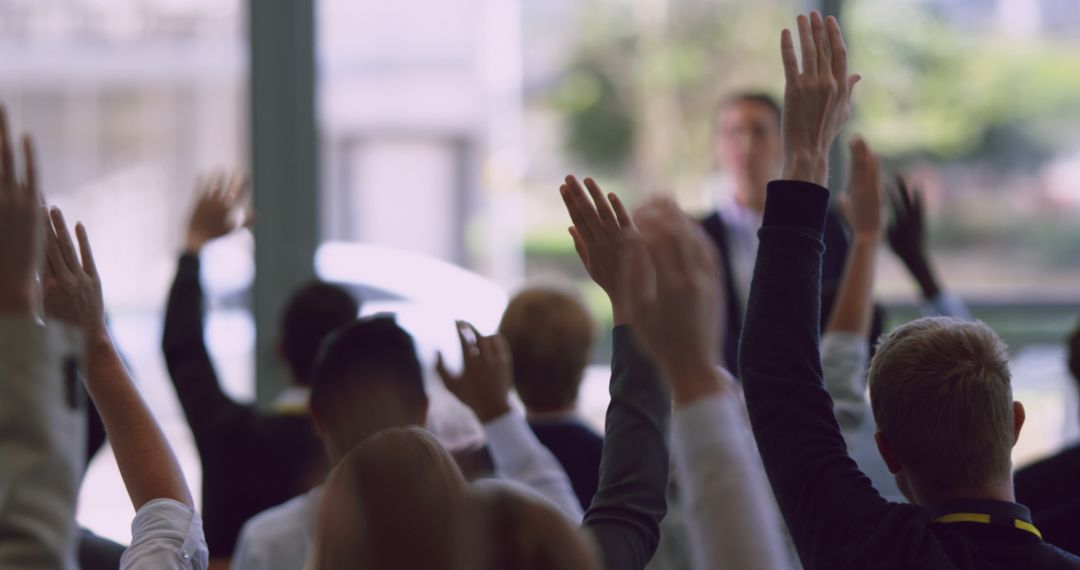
[583,326,671,570]
[161,254,249,445]
[738,181,893,568]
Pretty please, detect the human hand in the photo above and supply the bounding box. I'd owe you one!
[622,198,731,405]
[0,109,42,316]
[42,208,106,340]
[887,175,941,299]
[185,173,250,253]
[840,137,883,241]
[436,321,513,423]
[779,12,860,186]
[559,175,636,325]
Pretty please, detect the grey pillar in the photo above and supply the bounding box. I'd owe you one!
[820,0,847,191]
[249,0,319,405]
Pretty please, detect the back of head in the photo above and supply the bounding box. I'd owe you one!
[309,316,428,459]
[314,426,466,570]
[868,317,1015,495]
[280,281,359,386]
[457,486,600,570]
[498,287,595,413]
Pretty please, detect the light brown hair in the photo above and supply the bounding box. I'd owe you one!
[868,317,1015,492]
[498,287,595,412]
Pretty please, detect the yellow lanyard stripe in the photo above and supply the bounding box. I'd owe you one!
[933,512,1043,540]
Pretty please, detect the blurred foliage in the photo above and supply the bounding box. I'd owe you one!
[550,0,1080,178]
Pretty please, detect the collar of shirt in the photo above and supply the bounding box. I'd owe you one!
[929,498,1042,540]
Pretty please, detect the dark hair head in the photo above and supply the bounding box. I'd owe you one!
[280,281,359,386]
[309,316,428,455]
[716,91,782,126]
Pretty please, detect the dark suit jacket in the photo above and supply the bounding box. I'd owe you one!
[701,206,849,370]
[530,419,604,510]
[162,254,325,557]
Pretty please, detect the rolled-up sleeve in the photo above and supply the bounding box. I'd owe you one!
[821,331,871,434]
[120,499,208,570]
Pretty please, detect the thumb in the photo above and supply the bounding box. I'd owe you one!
[435,351,455,387]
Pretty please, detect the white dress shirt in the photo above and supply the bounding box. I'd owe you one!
[672,392,794,570]
[120,499,209,570]
[0,317,84,570]
[232,411,582,570]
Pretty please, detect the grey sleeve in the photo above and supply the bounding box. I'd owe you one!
[583,326,671,570]
[0,317,85,570]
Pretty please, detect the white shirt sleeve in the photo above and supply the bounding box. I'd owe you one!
[672,392,793,570]
[0,317,84,570]
[821,331,871,433]
[120,499,209,570]
[481,412,584,524]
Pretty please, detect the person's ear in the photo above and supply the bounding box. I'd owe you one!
[1012,401,1026,446]
[875,431,902,474]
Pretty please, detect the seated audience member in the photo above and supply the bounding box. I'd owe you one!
[162,178,356,559]
[1014,319,1080,554]
[498,286,604,509]
[702,89,850,367]
[739,12,1080,569]
[233,316,581,570]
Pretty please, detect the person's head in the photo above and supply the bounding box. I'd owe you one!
[456,487,601,570]
[868,317,1024,506]
[314,426,466,570]
[711,91,783,211]
[498,287,595,415]
[279,281,359,386]
[309,316,428,464]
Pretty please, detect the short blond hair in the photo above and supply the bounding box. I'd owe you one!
[499,286,595,412]
[868,317,1015,492]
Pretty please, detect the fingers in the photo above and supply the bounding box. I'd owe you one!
[559,179,597,242]
[42,207,65,278]
[435,352,458,387]
[0,106,16,192]
[568,226,588,266]
[225,172,248,206]
[608,192,634,230]
[826,15,848,85]
[21,135,37,203]
[811,12,830,76]
[75,222,97,278]
[583,177,618,228]
[796,14,816,76]
[50,208,82,275]
[780,29,799,82]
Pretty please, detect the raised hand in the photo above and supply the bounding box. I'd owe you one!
[887,176,941,300]
[436,321,513,423]
[41,208,106,338]
[780,12,860,186]
[841,137,884,240]
[185,172,250,253]
[0,108,42,316]
[622,198,731,405]
[559,175,636,325]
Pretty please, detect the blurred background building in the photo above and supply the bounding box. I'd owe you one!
[0,0,1077,543]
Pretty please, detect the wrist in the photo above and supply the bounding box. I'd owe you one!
[667,366,734,408]
[476,400,512,424]
[781,148,829,187]
[184,232,209,254]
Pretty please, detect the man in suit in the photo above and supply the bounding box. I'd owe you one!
[702,91,849,368]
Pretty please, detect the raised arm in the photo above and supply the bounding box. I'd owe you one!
[887,176,971,319]
[436,321,583,524]
[625,198,793,570]
[739,13,893,569]
[823,138,883,427]
[559,175,669,569]
[44,208,193,511]
[0,119,84,570]
[161,175,250,441]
